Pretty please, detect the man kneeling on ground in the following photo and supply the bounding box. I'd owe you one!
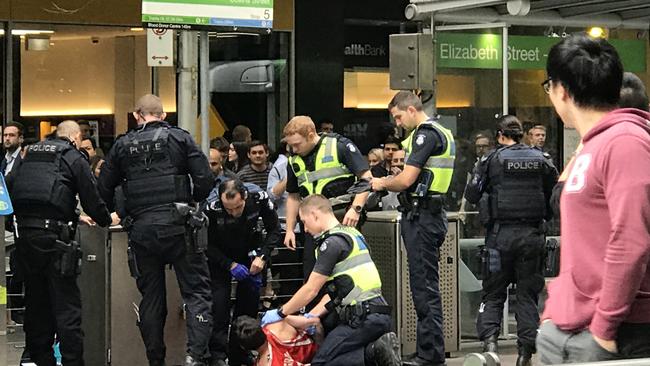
[260,194,401,366]
[233,315,321,366]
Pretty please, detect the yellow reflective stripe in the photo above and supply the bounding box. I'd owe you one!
[341,287,382,306]
[332,251,373,273]
[324,135,335,158]
[425,156,455,169]
[301,166,351,184]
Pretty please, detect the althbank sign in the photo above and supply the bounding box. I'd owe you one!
[437,33,646,72]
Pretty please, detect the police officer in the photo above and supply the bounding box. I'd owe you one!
[261,194,401,366]
[97,94,214,366]
[464,115,557,366]
[204,179,281,366]
[11,120,117,366]
[282,116,372,278]
[371,91,455,366]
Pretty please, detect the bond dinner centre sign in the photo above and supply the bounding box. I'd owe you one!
[437,33,646,72]
[142,0,273,30]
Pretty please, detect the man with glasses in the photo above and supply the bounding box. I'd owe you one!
[473,133,493,160]
[537,34,650,364]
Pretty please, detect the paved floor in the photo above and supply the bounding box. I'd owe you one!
[2,330,535,366]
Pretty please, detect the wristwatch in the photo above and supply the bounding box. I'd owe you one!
[277,306,287,318]
[353,205,363,214]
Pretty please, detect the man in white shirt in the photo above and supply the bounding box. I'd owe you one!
[2,121,24,177]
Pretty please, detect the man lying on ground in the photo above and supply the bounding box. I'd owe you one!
[233,315,322,366]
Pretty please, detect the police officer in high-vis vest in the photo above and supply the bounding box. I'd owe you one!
[98,95,214,366]
[11,120,118,366]
[464,115,557,366]
[282,116,372,278]
[261,194,401,366]
[371,91,455,366]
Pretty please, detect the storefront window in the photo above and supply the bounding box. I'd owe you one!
[13,24,175,153]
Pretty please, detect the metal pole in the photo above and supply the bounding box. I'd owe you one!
[0,22,12,338]
[502,25,509,116]
[178,31,198,137]
[151,67,159,96]
[4,22,13,125]
[199,31,210,155]
[430,14,437,116]
[501,24,510,339]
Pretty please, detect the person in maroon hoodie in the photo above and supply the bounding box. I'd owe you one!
[537,34,650,364]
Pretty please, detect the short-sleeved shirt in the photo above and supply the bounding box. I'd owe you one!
[286,134,369,196]
[404,126,446,169]
[312,234,353,277]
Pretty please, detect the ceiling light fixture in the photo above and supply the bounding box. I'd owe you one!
[588,27,605,38]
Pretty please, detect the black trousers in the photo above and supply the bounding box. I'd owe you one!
[16,228,83,366]
[401,208,447,364]
[476,223,545,352]
[208,261,260,365]
[129,221,213,362]
[311,311,391,366]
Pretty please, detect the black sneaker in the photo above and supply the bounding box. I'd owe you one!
[369,332,401,366]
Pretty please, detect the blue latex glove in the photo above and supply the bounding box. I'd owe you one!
[303,313,317,336]
[246,273,263,290]
[230,263,250,281]
[261,309,283,327]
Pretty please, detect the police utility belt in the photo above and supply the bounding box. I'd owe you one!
[16,217,82,277]
[329,298,392,325]
[397,193,444,220]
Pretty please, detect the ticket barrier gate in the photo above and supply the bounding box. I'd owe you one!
[78,225,186,366]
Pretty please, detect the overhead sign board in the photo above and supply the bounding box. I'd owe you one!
[142,0,273,31]
[436,33,646,72]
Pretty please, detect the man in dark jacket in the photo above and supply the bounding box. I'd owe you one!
[11,120,117,366]
[98,94,214,366]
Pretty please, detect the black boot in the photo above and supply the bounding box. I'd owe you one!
[149,360,166,366]
[364,332,402,366]
[516,348,533,366]
[483,334,499,353]
[185,355,207,366]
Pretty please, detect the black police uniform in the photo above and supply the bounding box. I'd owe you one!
[398,126,449,366]
[309,232,391,366]
[464,143,557,356]
[285,133,369,278]
[10,136,112,366]
[98,121,214,365]
[204,183,281,365]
